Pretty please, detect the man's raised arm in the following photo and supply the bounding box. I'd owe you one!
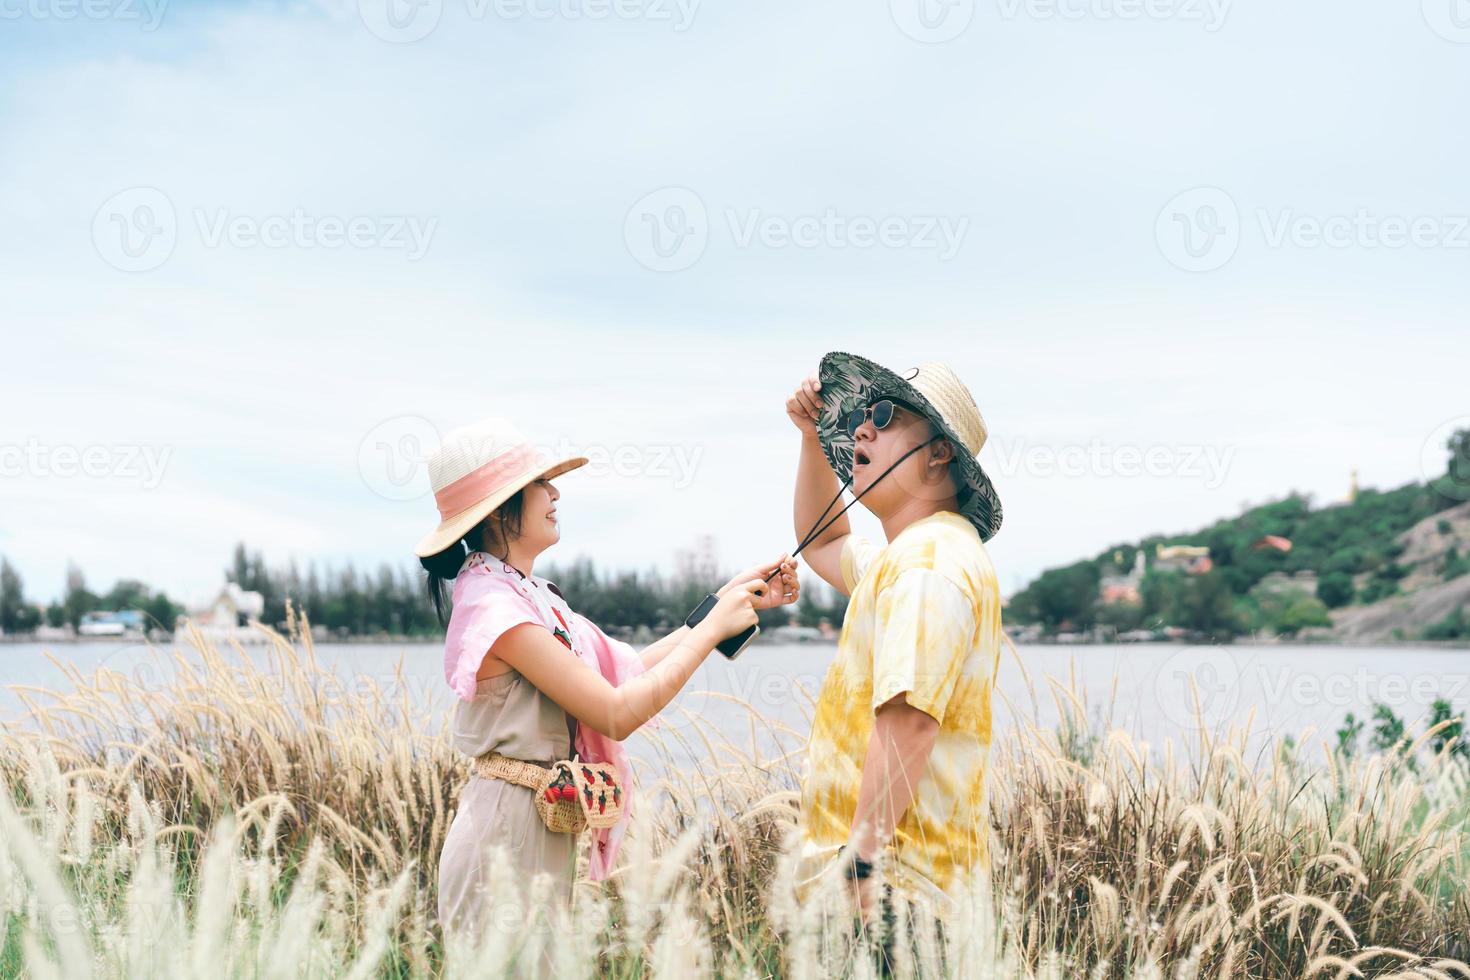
[787,370,852,594]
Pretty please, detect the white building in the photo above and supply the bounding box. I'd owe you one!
[188,582,267,643]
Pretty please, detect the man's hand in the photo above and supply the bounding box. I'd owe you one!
[786,370,823,437]
[718,556,800,609]
[839,847,881,924]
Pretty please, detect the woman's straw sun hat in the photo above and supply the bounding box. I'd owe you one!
[414,417,587,558]
[816,351,1003,542]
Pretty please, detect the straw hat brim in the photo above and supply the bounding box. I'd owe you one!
[413,454,588,558]
[816,351,1003,542]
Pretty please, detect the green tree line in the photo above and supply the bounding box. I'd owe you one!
[225,543,848,638]
[0,559,183,635]
[1,545,849,640]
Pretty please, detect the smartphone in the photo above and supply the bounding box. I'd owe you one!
[685,593,760,660]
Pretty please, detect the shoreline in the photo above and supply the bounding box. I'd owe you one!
[4,633,1468,650]
[1012,635,1470,650]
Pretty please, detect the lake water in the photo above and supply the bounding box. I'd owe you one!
[3,638,1467,769]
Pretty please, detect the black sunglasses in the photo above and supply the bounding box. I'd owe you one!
[844,398,911,437]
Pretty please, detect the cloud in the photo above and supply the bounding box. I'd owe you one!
[1,0,1468,603]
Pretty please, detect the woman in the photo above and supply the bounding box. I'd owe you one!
[414,417,799,945]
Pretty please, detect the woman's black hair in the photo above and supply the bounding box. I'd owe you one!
[420,489,526,626]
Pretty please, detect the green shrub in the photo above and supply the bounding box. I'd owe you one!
[1334,711,1364,759]
[1359,575,1401,604]
[1443,547,1470,581]
[1275,595,1331,633]
[1424,607,1470,641]
[1317,571,1355,608]
[1428,698,1468,758]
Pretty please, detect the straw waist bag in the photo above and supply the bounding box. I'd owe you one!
[468,567,625,834]
[473,752,625,834]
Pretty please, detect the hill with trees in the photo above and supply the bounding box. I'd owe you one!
[1006,428,1470,643]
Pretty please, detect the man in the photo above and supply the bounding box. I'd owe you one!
[785,351,1004,924]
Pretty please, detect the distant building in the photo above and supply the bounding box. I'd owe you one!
[78,610,147,638]
[1100,581,1141,604]
[191,587,266,631]
[1252,535,1293,553]
[1154,544,1213,575]
[1005,622,1043,643]
[674,534,720,585]
[1099,550,1146,605]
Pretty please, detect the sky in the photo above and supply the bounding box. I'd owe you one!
[1,0,1467,607]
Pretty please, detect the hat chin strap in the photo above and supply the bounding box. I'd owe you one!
[764,435,942,584]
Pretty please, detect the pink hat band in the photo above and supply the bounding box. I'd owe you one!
[433,443,536,521]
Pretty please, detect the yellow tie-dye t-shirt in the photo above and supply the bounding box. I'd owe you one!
[798,511,1002,902]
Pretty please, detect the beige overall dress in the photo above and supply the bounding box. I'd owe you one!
[436,669,578,939]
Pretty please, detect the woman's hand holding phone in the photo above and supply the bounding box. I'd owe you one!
[692,557,801,658]
[698,579,764,643]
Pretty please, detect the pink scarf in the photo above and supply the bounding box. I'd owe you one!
[443,553,652,880]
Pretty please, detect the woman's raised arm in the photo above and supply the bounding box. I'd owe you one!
[491,579,766,741]
[634,556,800,672]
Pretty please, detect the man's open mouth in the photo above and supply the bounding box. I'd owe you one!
[854,449,871,467]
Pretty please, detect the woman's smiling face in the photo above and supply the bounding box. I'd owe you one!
[481,477,562,560]
[519,478,562,553]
